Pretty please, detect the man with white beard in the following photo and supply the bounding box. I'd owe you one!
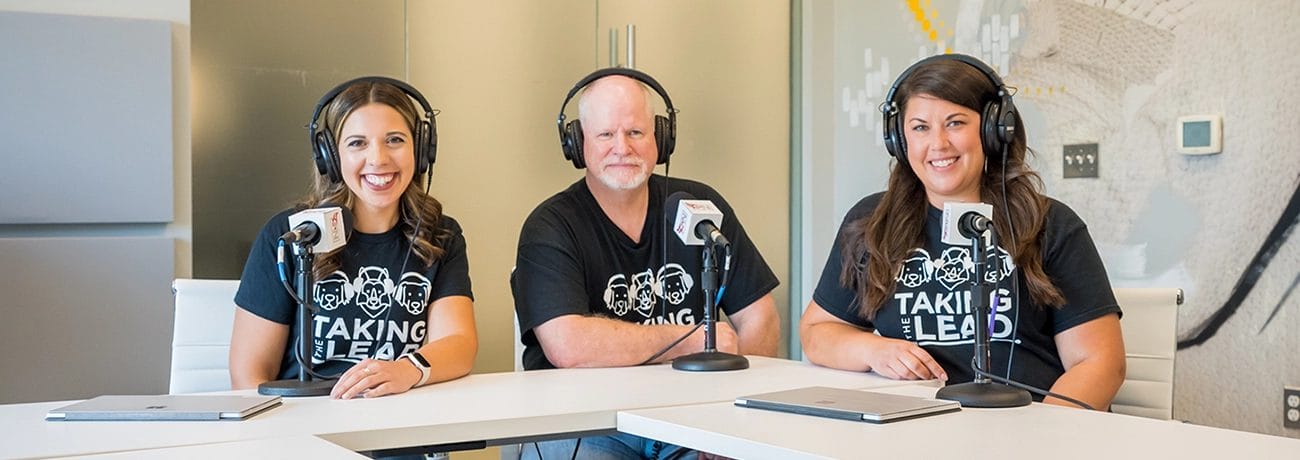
[511,68,781,460]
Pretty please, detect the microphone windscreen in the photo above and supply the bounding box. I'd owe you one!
[670,192,725,246]
[940,202,994,246]
[289,206,351,254]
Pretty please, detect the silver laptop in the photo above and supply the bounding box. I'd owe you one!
[735,386,959,424]
[46,395,281,421]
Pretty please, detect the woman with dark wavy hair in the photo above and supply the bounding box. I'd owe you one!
[800,55,1124,410]
[231,78,476,400]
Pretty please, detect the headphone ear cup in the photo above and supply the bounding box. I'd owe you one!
[997,99,1018,159]
[424,117,438,172]
[654,115,675,164]
[314,128,342,184]
[882,109,907,165]
[413,120,433,176]
[981,100,1007,160]
[562,120,586,169]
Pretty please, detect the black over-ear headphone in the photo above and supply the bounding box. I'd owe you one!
[556,68,678,169]
[881,54,1018,165]
[308,76,438,184]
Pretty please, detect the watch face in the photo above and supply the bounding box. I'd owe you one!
[410,351,431,368]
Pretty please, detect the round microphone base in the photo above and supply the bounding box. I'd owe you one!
[672,351,749,372]
[936,382,1032,408]
[258,379,336,397]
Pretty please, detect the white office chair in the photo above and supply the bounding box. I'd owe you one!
[169,279,240,394]
[514,313,526,372]
[1111,287,1182,420]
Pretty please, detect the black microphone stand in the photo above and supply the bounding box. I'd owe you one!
[673,242,748,372]
[935,221,1031,407]
[259,242,336,397]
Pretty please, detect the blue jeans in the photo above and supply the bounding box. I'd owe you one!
[521,433,697,460]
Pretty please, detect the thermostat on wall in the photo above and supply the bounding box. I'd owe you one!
[1176,114,1222,155]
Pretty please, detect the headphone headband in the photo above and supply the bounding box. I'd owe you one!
[308,76,439,183]
[556,67,677,128]
[880,53,1018,165]
[555,67,679,169]
[882,54,1008,115]
[308,76,436,143]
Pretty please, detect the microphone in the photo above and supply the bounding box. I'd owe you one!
[281,206,353,254]
[934,201,1031,408]
[663,191,748,372]
[261,204,353,398]
[668,191,730,247]
[958,211,992,239]
[940,202,993,246]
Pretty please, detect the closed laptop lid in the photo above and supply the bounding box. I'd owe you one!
[735,386,959,423]
[46,395,281,421]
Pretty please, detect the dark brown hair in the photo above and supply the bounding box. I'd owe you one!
[302,81,450,281]
[841,58,1065,320]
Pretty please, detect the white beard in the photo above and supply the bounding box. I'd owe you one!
[594,159,650,191]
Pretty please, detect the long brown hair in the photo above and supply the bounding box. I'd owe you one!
[841,57,1065,320]
[302,81,451,281]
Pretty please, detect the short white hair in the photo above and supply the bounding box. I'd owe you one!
[576,76,657,123]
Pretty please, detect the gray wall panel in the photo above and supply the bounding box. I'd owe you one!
[0,11,173,224]
[191,0,405,278]
[0,237,175,404]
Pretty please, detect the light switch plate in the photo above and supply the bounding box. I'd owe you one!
[1285,386,1300,429]
[1063,143,1099,178]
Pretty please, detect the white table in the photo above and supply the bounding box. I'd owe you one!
[617,384,1300,459]
[6,357,902,459]
[61,435,367,460]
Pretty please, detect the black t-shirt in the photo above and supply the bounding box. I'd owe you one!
[512,175,780,370]
[235,209,473,380]
[813,193,1119,397]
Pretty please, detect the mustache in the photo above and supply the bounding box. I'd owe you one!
[601,157,646,168]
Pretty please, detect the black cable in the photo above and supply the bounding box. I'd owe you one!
[639,322,704,366]
[569,438,582,460]
[636,153,683,367]
[287,163,436,382]
[275,240,305,305]
[524,437,582,460]
[279,238,343,380]
[294,337,343,380]
[661,443,693,460]
[999,144,1022,380]
[969,358,1095,411]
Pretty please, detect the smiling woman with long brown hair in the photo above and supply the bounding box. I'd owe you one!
[800,54,1125,411]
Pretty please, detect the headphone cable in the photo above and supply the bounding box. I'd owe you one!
[1000,143,1023,381]
[970,357,1094,410]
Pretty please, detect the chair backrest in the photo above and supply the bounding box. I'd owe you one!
[1111,287,1181,420]
[169,279,239,394]
[514,312,524,371]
